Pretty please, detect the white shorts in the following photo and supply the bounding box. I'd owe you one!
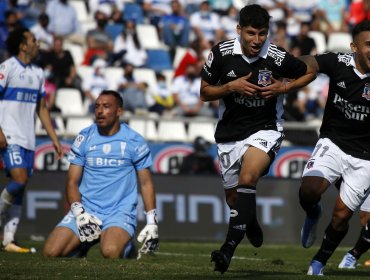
[302,138,370,211]
[217,130,284,189]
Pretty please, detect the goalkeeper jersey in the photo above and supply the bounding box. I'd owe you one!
[0,56,45,150]
[68,122,153,216]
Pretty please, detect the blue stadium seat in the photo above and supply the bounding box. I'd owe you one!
[105,23,124,41]
[124,3,144,24]
[146,49,173,71]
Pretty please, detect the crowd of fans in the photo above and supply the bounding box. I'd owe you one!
[0,0,370,122]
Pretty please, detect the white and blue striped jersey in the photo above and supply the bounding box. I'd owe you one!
[67,123,153,216]
[0,56,45,150]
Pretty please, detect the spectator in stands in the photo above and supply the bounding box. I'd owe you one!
[0,10,22,59]
[285,0,319,37]
[174,37,211,78]
[159,0,190,54]
[172,63,214,117]
[220,5,239,40]
[111,19,147,67]
[82,58,109,113]
[189,1,223,45]
[269,20,291,51]
[290,21,317,56]
[179,136,217,175]
[30,13,53,51]
[142,0,175,26]
[89,0,123,17]
[148,72,174,115]
[39,36,81,90]
[83,5,113,65]
[312,0,347,34]
[46,0,84,45]
[345,0,370,31]
[117,63,148,113]
[208,0,233,16]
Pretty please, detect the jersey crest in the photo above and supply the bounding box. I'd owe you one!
[362,83,370,101]
[258,70,272,86]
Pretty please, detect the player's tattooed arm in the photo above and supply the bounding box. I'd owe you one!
[298,55,320,74]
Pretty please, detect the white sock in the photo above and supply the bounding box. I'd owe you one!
[2,204,21,246]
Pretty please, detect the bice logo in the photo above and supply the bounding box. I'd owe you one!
[362,83,370,101]
[258,70,272,86]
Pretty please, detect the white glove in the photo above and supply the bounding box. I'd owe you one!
[137,209,159,256]
[71,202,102,243]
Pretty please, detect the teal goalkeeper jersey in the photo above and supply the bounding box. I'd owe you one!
[67,122,153,216]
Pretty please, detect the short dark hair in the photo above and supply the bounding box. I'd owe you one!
[6,27,30,55]
[352,20,370,41]
[99,90,124,108]
[239,4,271,29]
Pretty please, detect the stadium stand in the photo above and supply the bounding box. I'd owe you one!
[157,119,188,142]
[55,88,86,116]
[65,117,94,137]
[327,32,352,53]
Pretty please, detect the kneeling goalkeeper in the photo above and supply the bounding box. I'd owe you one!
[43,90,159,259]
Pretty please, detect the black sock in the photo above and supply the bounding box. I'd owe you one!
[349,226,370,259]
[299,188,321,218]
[221,185,256,256]
[314,224,348,265]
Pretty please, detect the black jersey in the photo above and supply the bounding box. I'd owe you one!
[200,38,307,143]
[316,52,370,160]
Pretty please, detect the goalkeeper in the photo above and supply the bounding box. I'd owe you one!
[43,90,159,259]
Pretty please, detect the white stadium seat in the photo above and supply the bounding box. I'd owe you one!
[327,32,352,53]
[157,120,187,142]
[65,117,94,136]
[187,122,215,143]
[129,118,158,141]
[136,24,163,49]
[55,88,86,116]
[308,31,327,54]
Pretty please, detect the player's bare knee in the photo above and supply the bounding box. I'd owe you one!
[43,243,61,258]
[239,173,258,186]
[101,244,121,259]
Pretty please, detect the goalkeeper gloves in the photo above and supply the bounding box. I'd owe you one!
[137,209,159,256]
[71,202,102,243]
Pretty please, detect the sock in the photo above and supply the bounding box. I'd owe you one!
[313,223,348,265]
[2,204,22,246]
[299,188,321,218]
[349,226,370,259]
[221,185,256,256]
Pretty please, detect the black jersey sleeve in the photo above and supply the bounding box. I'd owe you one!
[314,52,338,76]
[200,44,223,85]
[277,49,307,79]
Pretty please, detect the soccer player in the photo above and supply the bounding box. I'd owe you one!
[284,20,370,275]
[43,90,159,259]
[0,27,63,253]
[199,4,315,273]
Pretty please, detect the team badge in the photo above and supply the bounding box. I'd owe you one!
[103,144,111,154]
[362,83,370,101]
[258,70,272,86]
[73,134,85,148]
[306,159,315,169]
[206,51,214,67]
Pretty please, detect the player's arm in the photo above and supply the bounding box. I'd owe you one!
[0,127,7,149]
[66,164,83,204]
[36,98,63,159]
[66,163,102,242]
[137,168,159,255]
[200,73,260,101]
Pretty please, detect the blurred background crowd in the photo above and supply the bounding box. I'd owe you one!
[0,0,369,137]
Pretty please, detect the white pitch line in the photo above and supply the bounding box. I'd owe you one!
[156,251,263,261]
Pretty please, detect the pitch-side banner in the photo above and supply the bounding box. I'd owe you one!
[32,138,313,178]
[1,173,360,245]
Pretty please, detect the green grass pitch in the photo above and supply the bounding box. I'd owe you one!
[0,241,369,279]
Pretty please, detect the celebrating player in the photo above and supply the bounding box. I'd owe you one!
[200,4,315,273]
[283,20,370,275]
[0,27,63,253]
[43,90,159,259]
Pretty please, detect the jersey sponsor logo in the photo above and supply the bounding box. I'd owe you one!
[102,144,111,154]
[337,53,352,66]
[221,49,233,56]
[16,91,38,102]
[73,134,85,148]
[233,95,266,107]
[362,84,370,101]
[227,70,237,77]
[258,70,272,86]
[206,51,214,67]
[86,157,125,166]
[337,81,346,88]
[333,93,370,121]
